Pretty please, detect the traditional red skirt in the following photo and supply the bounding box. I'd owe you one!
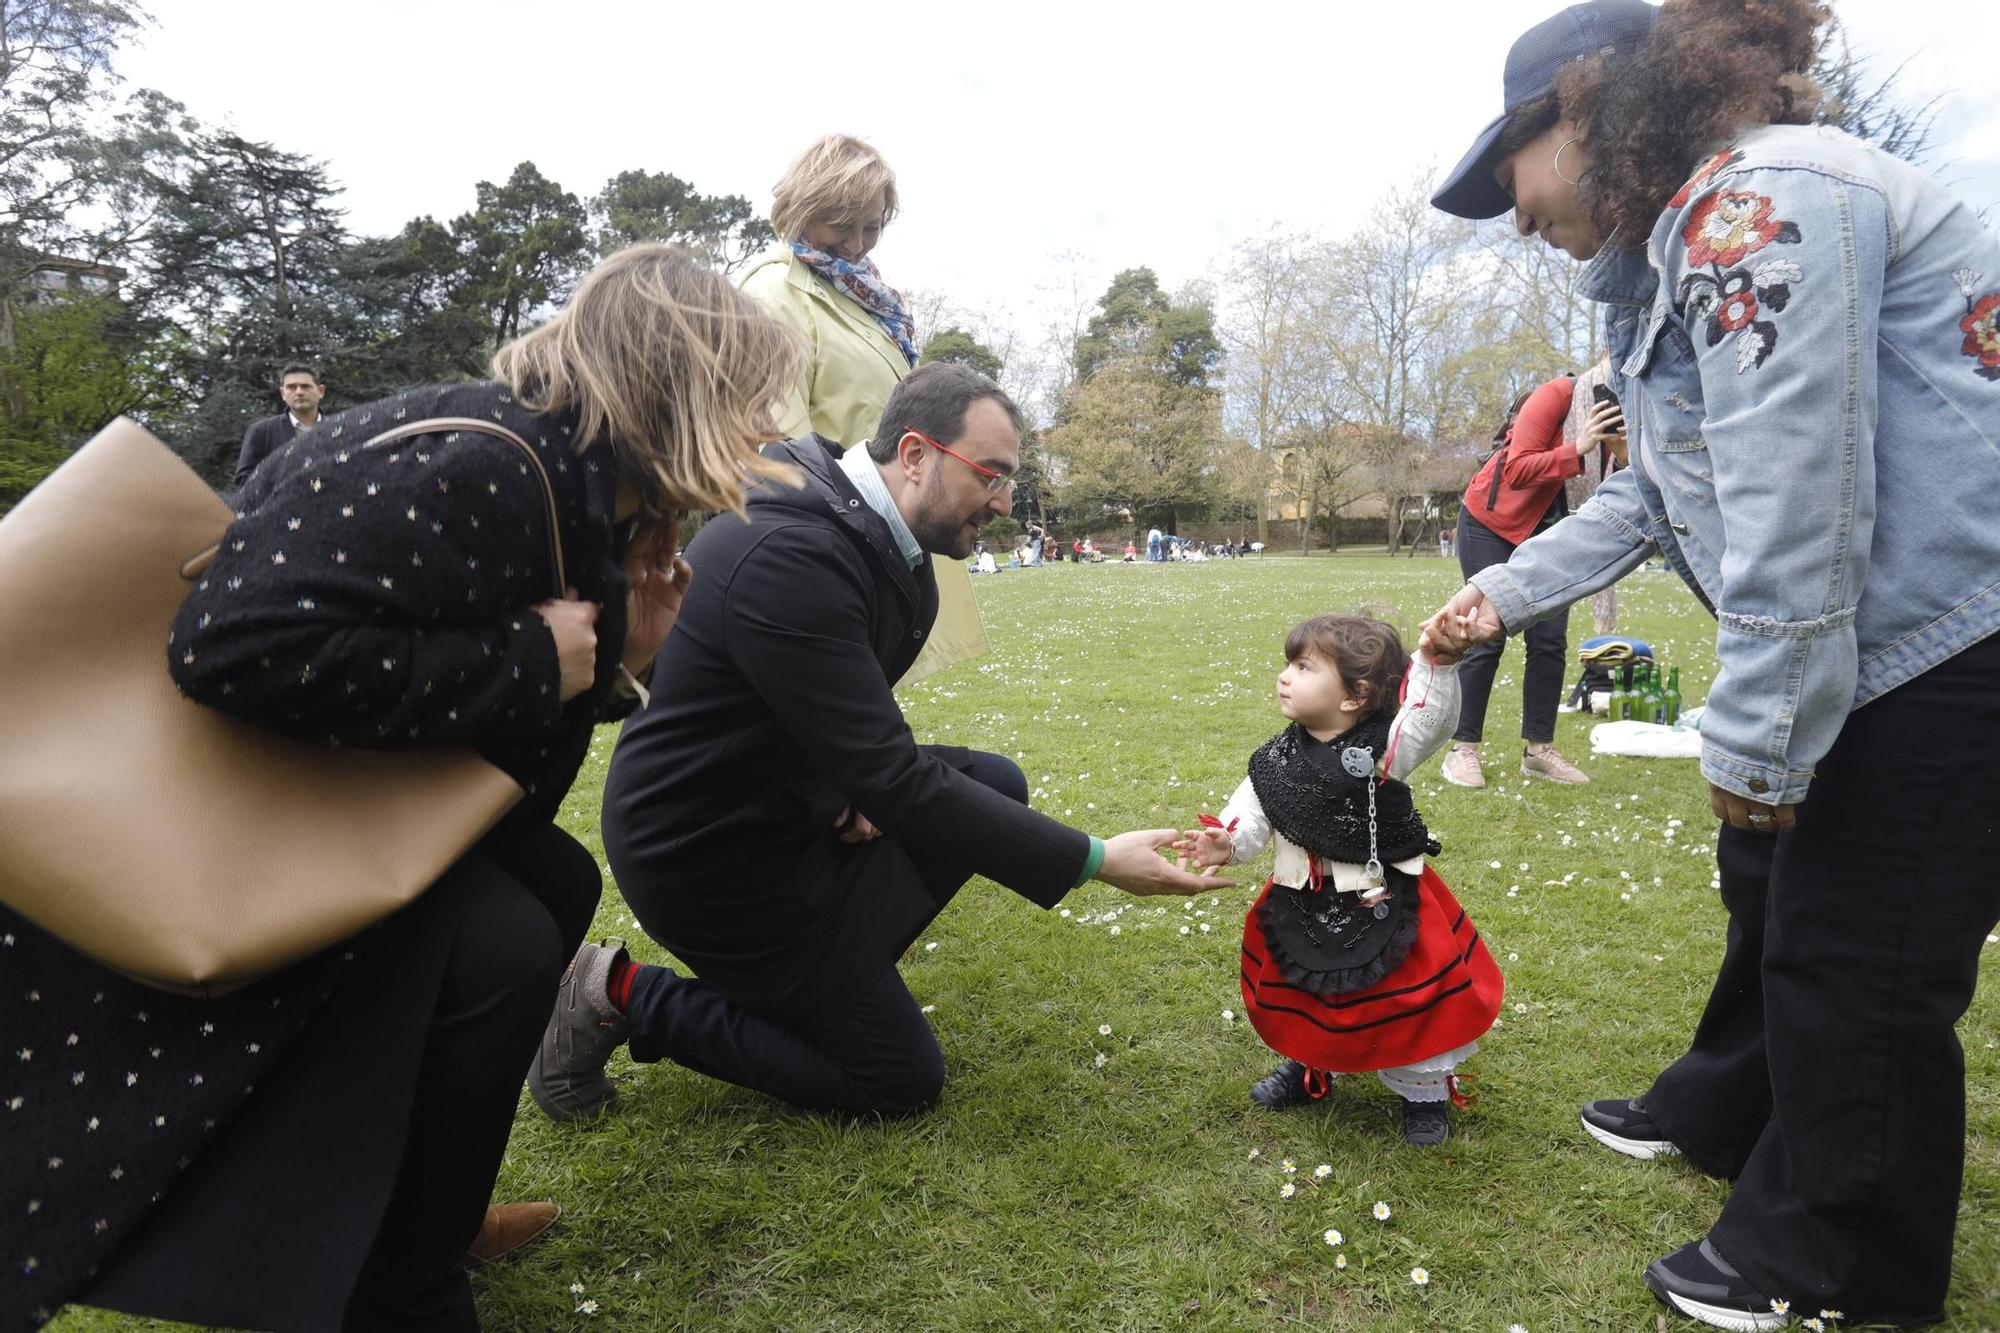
[1240,865,1504,1073]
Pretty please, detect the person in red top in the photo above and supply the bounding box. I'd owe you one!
[1442,373,1624,788]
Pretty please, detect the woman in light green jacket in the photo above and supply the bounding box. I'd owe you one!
[739,133,987,680]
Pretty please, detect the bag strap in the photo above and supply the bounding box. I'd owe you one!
[360,417,568,596]
[1484,442,1509,511]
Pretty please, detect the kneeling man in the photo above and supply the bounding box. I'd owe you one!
[532,364,1221,1120]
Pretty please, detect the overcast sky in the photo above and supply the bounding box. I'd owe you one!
[117,0,2000,363]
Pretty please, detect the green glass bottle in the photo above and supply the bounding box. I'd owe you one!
[1664,665,1683,726]
[1643,664,1666,724]
[1614,665,1633,721]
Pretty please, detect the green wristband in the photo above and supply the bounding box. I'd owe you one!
[1073,835,1106,888]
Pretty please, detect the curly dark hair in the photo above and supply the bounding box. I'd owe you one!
[1501,0,1828,248]
[1285,614,1409,721]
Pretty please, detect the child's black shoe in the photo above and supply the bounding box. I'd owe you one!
[1250,1059,1322,1109]
[1400,1098,1451,1147]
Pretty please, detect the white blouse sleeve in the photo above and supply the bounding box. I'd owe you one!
[1215,775,1272,864]
[1384,657,1462,782]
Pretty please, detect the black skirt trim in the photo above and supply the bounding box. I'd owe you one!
[1239,971,1478,1036]
[1239,927,1483,1011]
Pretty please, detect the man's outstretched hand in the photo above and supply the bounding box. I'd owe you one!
[1097,828,1234,896]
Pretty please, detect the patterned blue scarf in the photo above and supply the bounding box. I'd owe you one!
[789,239,919,368]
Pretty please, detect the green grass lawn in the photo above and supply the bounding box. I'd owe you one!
[59,554,2000,1332]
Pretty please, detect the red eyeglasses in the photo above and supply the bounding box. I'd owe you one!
[902,429,1016,494]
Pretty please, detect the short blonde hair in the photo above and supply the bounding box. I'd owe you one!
[770,133,900,242]
[491,244,803,515]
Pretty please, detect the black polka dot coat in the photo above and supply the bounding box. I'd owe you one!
[2,380,636,1331]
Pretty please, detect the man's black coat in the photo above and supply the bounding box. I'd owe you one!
[230,411,301,489]
[604,436,1089,1024]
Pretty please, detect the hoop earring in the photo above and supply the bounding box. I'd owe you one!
[1552,137,1583,187]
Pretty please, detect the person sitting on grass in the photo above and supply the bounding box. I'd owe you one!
[1175,613,1504,1147]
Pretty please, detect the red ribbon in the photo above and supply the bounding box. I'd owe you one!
[1196,812,1239,832]
[1304,1067,1333,1101]
[1447,1072,1475,1110]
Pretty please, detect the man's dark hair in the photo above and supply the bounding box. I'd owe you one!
[279,362,321,384]
[868,362,1025,463]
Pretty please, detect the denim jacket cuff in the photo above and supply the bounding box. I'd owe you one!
[1469,565,1533,635]
[1699,742,1813,805]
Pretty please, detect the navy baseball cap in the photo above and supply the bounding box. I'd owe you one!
[1432,0,1660,219]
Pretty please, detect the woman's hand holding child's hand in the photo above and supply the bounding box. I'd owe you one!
[1417,620,1467,668]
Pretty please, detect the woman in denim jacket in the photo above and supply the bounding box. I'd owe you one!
[1431,0,2000,1328]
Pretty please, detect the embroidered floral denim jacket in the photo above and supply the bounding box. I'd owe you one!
[1472,124,2000,804]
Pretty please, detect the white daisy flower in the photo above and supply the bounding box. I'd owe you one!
[1771,1299,1791,1314]
[1322,1228,1343,1246]
[1313,1164,1332,1179]
[1372,1201,1391,1221]
[1279,1183,1296,1199]
[1098,1024,1113,1036]
[577,1299,599,1315]
[1246,1148,1261,1160]
[1092,1052,1108,1068]
[1335,1253,1348,1270]
[569,1282,586,1295]
[1221,1009,1235,1023]
[1410,1267,1429,1286]
[1280,1158,1296,1174]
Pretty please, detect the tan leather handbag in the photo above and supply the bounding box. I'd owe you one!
[0,416,565,996]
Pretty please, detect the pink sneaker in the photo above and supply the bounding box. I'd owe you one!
[1521,745,1590,784]
[1441,743,1486,788]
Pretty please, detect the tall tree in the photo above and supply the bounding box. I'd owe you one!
[1043,351,1220,535]
[0,0,186,418]
[138,133,346,342]
[452,161,590,345]
[919,325,1004,381]
[123,132,351,478]
[590,169,773,272]
[1219,231,1319,544]
[0,0,145,279]
[1072,267,1222,389]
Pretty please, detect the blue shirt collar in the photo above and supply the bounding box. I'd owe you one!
[838,442,923,570]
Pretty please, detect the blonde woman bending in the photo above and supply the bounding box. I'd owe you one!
[739,133,988,680]
[3,245,800,1333]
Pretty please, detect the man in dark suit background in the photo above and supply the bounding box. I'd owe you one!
[230,362,325,489]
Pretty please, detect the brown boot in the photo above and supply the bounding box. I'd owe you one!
[462,1201,562,1267]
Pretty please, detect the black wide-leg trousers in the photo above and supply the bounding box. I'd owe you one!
[1642,632,2000,1325]
[344,821,601,1332]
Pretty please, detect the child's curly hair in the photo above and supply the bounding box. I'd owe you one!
[1285,614,1409,721]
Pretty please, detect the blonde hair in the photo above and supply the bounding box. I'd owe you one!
[770,133,901,242]
[491,244,803,515]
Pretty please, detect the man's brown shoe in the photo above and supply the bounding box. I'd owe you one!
[463,1201,562,1267]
